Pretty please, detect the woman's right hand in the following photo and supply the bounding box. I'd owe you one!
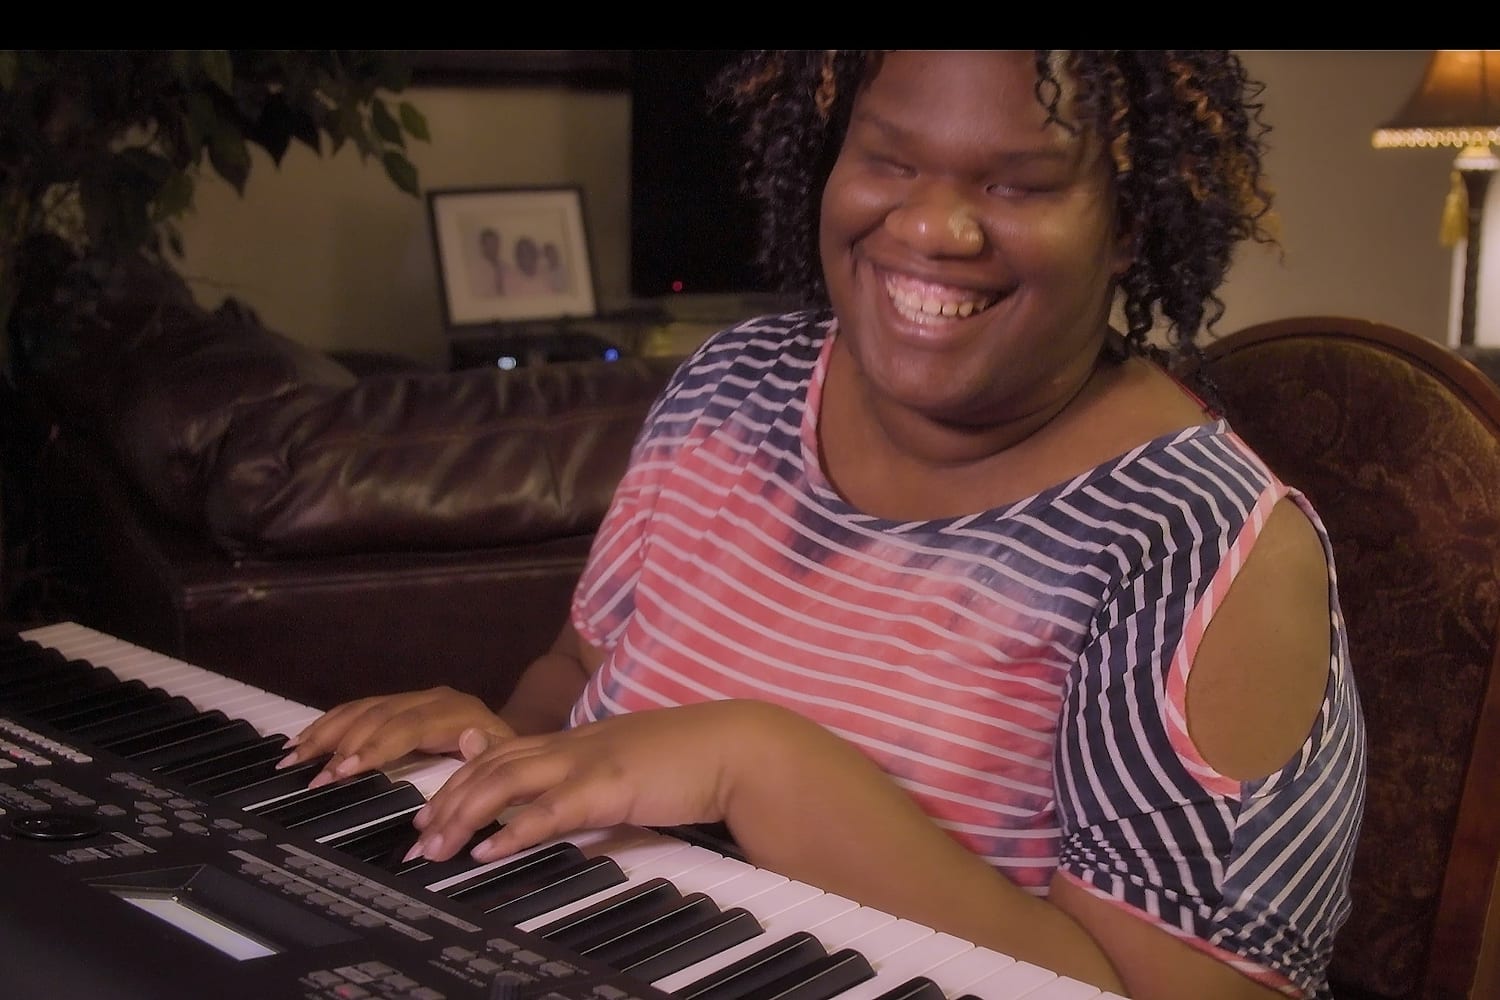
[276,686,515,789]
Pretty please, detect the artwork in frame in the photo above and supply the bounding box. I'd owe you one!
[427,185,598,327]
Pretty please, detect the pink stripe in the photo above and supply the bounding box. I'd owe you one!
[1163,482,1286,797]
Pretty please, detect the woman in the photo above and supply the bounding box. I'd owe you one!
[282,51,1364,999]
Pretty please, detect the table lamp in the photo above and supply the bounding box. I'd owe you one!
[1373,50,1500,347]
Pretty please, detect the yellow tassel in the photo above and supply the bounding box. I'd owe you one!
[1440,170,1468,248]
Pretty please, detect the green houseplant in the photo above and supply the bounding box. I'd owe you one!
[0,49,430,376]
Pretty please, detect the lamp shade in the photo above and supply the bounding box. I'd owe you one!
[1373,50,1500,149]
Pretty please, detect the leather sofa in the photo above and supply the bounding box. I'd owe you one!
[2,262,678,712]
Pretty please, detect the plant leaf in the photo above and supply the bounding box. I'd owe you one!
[196,50,235,94]
[399,101,430,142]
[206,120,251,193]
[154,171,195,220]
[382,151,419,197]
[246,93,296,165]
[370,97,403,146]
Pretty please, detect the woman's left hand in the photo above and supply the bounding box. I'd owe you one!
[404,699,785,865]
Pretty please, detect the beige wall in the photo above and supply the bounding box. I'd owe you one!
[175,51,1474,368]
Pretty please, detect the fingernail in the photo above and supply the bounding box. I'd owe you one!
[333,754,361,776]
[307,770,332,790]
[274,752,298,770]
[402,841,426,863]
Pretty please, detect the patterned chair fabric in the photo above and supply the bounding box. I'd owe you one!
[1181,316,1500,1000]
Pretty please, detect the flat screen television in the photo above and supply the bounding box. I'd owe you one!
[628,50,779,303]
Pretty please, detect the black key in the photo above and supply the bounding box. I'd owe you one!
[871,977,947,1000]
[678,931,829,1000]
[247,771,392,825]
[387,821,505,882]
[159,733,291,782]
[0,639,52,671]
[41,686,170,732]
[26,678,152,724]
[99,710,230,757]
[484,856,628,926]
[444,842,589,905]
[0,655,91,694]
[289,784,427,841]
[533,877,684,950]
[741,948,875,1000]
[0,665,117,712]
[617,906,763,983]
[578,892,721,962]
[131,719,264,771]
[1,668,120,716]
[68,695,199,744]
[212,755,336,809]
[184,748,319,798]
[320,810,423,862]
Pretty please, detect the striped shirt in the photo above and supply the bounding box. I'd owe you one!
[569,310,1365,998]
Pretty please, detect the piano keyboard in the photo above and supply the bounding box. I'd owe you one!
[1,621,1125,1000]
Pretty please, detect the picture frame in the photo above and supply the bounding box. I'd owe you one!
[427,185,598,327]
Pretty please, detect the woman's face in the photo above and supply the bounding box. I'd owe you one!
[819,50,1129,430]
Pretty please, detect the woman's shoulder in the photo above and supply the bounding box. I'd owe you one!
[694,307,833,358]
[665,308,832,393]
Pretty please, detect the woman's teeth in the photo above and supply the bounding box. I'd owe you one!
[887,281,993,323]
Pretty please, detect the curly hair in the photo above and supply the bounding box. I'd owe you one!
[707,50,1279,362]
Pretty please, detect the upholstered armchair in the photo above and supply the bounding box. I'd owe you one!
[1181,316,1500,1000]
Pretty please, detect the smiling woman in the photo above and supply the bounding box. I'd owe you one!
[281,51,1363,1000]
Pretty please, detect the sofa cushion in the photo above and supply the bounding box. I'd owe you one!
[38,274,357,527]
[203,357,675,557]
[111,309,357,526]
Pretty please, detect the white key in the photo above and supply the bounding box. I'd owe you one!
[919,945,1022,995]
[838,919,939,965]
[827,931,976,1000]
[952,960,1057,1000]
[687,866,790,909]
[672,856,765,897]
[810,906,897,951]
[1013,976,1103,999]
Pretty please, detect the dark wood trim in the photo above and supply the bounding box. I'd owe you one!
[1200,314,1500,433]
[408,50,629,90]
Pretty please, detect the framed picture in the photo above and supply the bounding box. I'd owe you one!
[427,185,598,327]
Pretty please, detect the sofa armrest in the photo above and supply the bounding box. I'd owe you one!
[204,357,674,557]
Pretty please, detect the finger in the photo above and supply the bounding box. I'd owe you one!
[312,692,474,780]
[406,750,565,861]
[458,726,493,761]
[469,793,572,864]
[277,698,383,767]
[412,738,554,829]
[289,698,430,782]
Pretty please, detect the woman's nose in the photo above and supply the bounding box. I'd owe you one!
[884,192,986,257]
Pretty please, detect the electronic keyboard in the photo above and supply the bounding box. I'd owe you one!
[0,621,1124,1000]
